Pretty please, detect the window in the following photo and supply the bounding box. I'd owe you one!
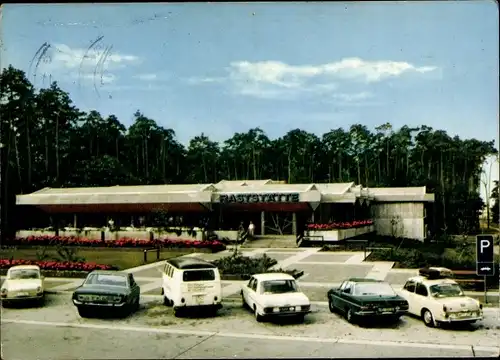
[128,274,136,287]
[260,280,297,294]
[343,283,352,294]
[339,281,347,291]
[8,269,40,280]
[353,283,396,296]
[429,283,464,298]
[85,274,127,287]
[251,279,258,291]
[169,266,174,278]
[182,269,215,282]
[415,284,428,297]
[247,278,254,288]
[403,281,416,293]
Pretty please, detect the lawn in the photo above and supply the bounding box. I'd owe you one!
[0,247,209,271]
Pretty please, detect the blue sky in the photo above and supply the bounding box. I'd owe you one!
[2,2,499,196]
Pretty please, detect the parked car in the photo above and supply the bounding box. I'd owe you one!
[72,270,140,318]
[1,265,45,307]
[161,257,222,317]
[241,272,311,322]
[327,278,409,324]
[398,267,483,327]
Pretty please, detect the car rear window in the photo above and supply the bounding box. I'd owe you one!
[182,269,215,282]
[86,274,128,287]
[353,283,396,296]
[8,269,40,280]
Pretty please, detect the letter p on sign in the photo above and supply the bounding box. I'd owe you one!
[476,235,494,262]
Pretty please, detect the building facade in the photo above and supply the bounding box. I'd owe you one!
[16,180,435,241]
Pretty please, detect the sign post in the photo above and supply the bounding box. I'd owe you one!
[476,235,495,304]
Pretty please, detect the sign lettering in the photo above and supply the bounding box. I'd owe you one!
[476,235,495,277]
[219,193,300,204]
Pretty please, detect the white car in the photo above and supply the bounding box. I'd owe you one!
[241,273,311,322]
[399,273,483,327]
[1,265,45,306]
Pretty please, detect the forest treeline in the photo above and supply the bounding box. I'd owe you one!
[0,65,497,238]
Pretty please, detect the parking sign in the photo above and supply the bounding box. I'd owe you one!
[476,235,495,276]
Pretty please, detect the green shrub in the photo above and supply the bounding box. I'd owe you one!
[211,254,278,276]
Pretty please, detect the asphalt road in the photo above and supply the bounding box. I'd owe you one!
[1,294,499,359]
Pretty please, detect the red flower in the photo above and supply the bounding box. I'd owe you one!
[307,219,373,231]
[8,235,227,252]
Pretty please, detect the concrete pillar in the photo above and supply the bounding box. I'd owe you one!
[292,212,297,235]
[261,211,265,235]
[73,214,77,228]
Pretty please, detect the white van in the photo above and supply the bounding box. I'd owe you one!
[161,256,222,316]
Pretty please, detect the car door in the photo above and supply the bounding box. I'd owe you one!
[128,274,140,303]
[331,281,347,309]
[414,282,430,315]
[401,280,417,315]
[335,281,352,313]
[246,278,259,309]
[242,277,255,306]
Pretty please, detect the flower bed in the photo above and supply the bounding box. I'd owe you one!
[0,259,116,272]
[7,236,226,252]
[307,219,373,231]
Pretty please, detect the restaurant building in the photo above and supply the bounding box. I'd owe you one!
[16,180,435,241]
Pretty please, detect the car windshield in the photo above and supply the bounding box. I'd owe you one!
[8,269,40,280]
[85,274,128,287]
[261,279,297,294]
[353,283,396,296]
[429,283,464,298]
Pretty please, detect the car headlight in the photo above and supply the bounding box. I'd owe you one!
[1,288,7,295]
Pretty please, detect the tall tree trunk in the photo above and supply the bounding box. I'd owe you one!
[55,114,60,184]
[287,147,292,184]
[26,116,32,186]
[377,154,381,185]
[13,129,22,187]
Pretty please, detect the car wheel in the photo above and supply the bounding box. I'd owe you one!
[328,299,336,313]
[241,294,248,309]
[1,300,10,308]
[134,297,140,311]
[422,309,435,328]
[254,306,265,322]
[174,308,183,318]
[163,295,171,307]
[346,308,355,324]
[77,307,92,318]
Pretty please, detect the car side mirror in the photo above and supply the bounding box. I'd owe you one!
[343,289,350,293]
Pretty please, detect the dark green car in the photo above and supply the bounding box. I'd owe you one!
[327,278,409,324]
[72,270,141,318]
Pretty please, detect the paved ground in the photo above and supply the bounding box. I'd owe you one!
[1,294,499,359]
[2,248,499,358]
[7,247,497,303]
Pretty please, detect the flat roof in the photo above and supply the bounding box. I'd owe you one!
[16,180,434,207]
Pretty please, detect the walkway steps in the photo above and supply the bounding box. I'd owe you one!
[241,235,297,249]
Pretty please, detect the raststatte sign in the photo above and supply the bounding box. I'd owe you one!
[219,193,300,204]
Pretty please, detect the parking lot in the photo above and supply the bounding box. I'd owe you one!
[2,247,499,358]
[1,293,499,359]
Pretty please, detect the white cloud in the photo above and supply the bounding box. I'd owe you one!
[70,72,117,84]
[330,91,373,102]
[134,73,158,81]
[188,57,436,100]
[185,76,226,85]
[30,43,140,86]
[228,58,436,87]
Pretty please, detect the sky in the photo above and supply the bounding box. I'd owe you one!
[1,2,499,198]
